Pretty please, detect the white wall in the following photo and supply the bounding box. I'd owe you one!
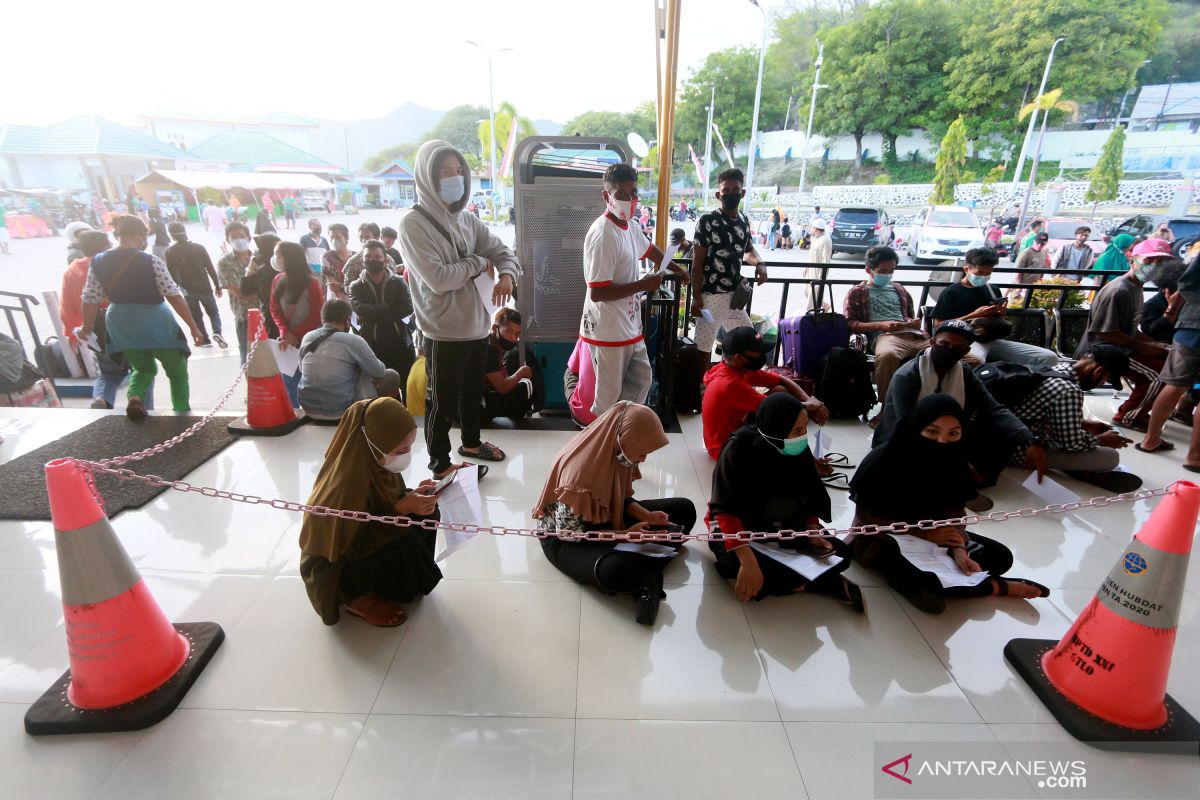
[7,157,89,190]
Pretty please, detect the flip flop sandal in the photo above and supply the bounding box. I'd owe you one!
[459,442,506,462]
[822,452,856,469]
[821,472,851,490]
[1134,441,1175,453]
[996,578,1050,598]
[433,463,489,482]
[1184,464,1200,473]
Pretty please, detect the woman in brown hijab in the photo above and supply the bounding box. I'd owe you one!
[299,397,441,626]
[533,401,696,625]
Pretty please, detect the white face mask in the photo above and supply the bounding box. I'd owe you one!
[363,430,411,473]
[439,175,465,204]
[231,238,251,252]
[271,255,284,271]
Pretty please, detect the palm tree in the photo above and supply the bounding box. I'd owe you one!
[1015,88,1079,229]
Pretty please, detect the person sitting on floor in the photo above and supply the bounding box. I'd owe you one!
[564,338,599,427]
[482,308,544,422]
[979,345,1143,493]
[1075,237,1174,432]
[298,299,402,421]
[532,401,697,625]
[843,245,928,429]
[873,320,1048,509]
[299,397,441,627]
[706,393,864,611]
[932,246,1058,369]
[701,326,829,460]
[850,394,1049,615]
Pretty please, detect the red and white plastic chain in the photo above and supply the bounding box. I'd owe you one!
[65,455,1176,544]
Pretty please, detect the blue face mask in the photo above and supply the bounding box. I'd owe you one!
[438,175,464,204]
[872,272,892,287]
[967,274,990,288]
[760,429,809,456]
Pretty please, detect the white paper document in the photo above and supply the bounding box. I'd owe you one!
[435,465,482,562]
[749,541,844,581]
[72,326,102,353]
[614,542,679,558]
[889,534,990,588]
[475,271,496,318]
[700,308,715,324]
[809,424,832,460]
[655,250,676,276]
[268,339,301,377]
[1021,472,1082,506]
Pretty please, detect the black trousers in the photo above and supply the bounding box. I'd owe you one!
[540,497,696,596]
[425,337,487,474]
[852,531,1012,599]
[708,537,852,600]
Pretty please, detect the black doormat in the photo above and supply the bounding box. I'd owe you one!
[0,416,238,521]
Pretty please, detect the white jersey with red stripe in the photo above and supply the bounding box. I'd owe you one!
[580,213,651,347]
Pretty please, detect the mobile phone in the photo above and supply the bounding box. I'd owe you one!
[989,297,1006,306]
[430,470,458,495]
[645,523,683,533]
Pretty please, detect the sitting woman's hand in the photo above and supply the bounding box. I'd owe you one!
[735,557,764,603]
[952,546,982,575]
[923,526,966,548]
[394,488,437,518]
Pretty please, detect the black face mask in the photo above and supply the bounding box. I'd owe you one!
[496,335,518,351]
[720,193,742,212]
[928,345,964,371]
[740,352,767,371]
[365,260,386,274]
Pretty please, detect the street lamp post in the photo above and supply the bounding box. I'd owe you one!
[466,41,511,215]
[797,40,825,198]
[1010,36,1065,189]
[745,0,767,196]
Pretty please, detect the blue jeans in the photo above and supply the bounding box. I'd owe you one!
[234,316,249,364]
[185,292,222,339]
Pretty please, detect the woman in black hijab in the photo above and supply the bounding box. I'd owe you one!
[707,393,863,611]
[849,394,1047,614]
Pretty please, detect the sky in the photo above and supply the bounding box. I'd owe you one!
[3,0,778,127]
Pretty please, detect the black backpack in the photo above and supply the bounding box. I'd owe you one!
[817,346,876,418]
[974,361,1056,407]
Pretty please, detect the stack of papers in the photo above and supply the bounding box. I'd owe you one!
[888,534,990,588]
[749,541,844,581]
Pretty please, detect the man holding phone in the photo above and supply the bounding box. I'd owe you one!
[932,247,1059,369]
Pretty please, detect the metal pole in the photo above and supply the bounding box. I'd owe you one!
[654,0,681,250]
[1011,37,1064,189]
[798,41,824,197]
[467,41,507,216]
[745,0,767,194]
[703,87,714,210]
[1014,98,1054,239]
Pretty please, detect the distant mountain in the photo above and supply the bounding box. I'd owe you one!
[310,103,563,169]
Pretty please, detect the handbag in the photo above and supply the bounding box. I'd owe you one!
[730,277,754,311]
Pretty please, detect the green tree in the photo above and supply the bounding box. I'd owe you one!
[942,0,1165,144]
[676,46,789,167]
[1085,125,1126,220]
[1139,1,1200,84]
[810,23,876,170]
[423,104,490,155]
[931,116,968,204]
[562,111,634,140]
[364,142,418,172]
[477,102,538,179]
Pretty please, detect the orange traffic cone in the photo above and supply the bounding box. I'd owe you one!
[227,309,305,436]
[25,459,224,735]
[1006,480,1200,754]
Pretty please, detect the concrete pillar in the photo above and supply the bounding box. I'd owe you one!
[1168,182,1195,217]
[1043,183,1066,217]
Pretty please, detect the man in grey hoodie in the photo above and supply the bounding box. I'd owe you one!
[399,140,520,478]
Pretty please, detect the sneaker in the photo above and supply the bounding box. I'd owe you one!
[89,398,110,410]
[126,397,147,420]
[212,333,228,349]
[965,493,994,513]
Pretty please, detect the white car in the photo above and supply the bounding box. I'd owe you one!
[907,205,986,263]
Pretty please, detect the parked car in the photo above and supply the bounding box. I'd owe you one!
[1109,214,1200,257]
[300,190,328,212]
[829,206,890,255]
[906,205,985,263]
[1043,217,1106,264]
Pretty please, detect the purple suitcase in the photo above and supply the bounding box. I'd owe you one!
[780,311,849,379]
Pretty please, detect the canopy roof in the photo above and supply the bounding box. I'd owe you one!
[136,169,334,191]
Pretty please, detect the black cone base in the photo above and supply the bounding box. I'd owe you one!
[227,410,306,436]
[1005,638,1200,756]
[24,622,224,736]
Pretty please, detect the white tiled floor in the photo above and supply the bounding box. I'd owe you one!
[0,402,1196,799]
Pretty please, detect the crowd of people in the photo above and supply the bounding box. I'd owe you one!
[45,148,1197,631]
